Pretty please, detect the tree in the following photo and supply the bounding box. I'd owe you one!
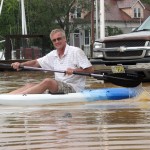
[25,0,91,40]
[141,0,150,5]
[106,26,123,36]
[0,0,91,36]
[0,0,92,53]
[0,0,19,35]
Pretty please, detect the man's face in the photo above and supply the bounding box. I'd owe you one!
[51,32,66,50]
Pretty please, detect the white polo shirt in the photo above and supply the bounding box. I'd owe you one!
[37,44,92,92]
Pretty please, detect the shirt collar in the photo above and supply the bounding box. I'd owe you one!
[54,44,69,57]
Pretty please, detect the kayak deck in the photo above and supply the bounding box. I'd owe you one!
[0,87,139,106]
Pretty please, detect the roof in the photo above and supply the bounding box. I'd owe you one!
[105,0,149,22]
[117,0,144,8]
[84,0,150,22]
[105,0,135,21]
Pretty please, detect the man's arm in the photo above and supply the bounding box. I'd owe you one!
[11,60,40,70]
[66,66,94,75]
[74,66,94,73]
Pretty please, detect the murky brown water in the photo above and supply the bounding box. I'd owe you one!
[0,71,150,150]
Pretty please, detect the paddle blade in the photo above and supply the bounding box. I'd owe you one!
[94,73,143,87]
[105,73,143,87]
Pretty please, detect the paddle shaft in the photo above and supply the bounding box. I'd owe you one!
[0,63,142,87]
[22,66,111,79]
[22,66,105,78]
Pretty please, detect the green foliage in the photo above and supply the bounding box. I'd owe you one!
[0,0,19,35]
[0,0,91,37]
[0,0,149,38]
[0,0,93,52]
[106,26,123,36]
[141,0,150,5]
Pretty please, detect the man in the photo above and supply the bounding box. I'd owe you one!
[9,28,94,94]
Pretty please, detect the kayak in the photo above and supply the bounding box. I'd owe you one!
[0,87,138,106]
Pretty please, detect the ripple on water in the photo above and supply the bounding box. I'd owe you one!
[0,106,150,149]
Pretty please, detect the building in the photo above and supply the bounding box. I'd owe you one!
[69,0,150,57]
[105,0,148,33]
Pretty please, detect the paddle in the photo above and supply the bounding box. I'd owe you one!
[0,63,143,87]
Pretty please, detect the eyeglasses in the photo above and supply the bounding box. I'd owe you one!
[51,37,63,43]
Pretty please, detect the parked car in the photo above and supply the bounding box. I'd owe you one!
[91,16,150,80]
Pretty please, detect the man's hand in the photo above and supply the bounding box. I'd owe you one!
[11,62,22,71]
[66,68,74,75]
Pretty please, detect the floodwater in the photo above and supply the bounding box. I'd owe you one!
[0,71,150,150]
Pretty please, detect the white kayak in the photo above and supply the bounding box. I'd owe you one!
[0,87,139,106]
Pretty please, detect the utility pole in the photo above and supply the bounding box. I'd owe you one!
[0,0,4,15]
[95,0,99,39]
[95,0,105,39]
[100,0,105,39]
[91,0,95,57]
[21,0,27,35]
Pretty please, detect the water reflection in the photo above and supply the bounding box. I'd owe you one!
[0,71,150,149]
[1,107,150,149]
